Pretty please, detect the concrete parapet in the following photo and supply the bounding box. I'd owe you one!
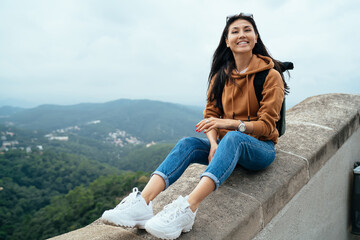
[51,93,360,240]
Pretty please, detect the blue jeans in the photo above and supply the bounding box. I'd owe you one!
[152,131,275,190]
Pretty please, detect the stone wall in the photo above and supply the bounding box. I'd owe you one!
[253,128,360,240]
[51,93,360,240]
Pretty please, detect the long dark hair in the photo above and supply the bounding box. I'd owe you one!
[208,14,290,112]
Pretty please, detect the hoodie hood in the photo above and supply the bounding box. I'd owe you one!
[231,54,274,78]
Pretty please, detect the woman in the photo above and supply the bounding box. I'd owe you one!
[101,13,289,239]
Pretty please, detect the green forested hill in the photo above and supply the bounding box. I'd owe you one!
[0,150,120,240]
[8,172,149,240]
[0,146,170,240]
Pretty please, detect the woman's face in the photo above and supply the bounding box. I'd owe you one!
[225,19,258,55]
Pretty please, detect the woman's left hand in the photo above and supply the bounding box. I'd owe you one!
[196,117,233,133]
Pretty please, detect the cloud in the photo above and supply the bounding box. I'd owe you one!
[0,0,359,108]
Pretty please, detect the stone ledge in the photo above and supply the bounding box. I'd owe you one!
[51,93,360,240]
[50,221,143,240]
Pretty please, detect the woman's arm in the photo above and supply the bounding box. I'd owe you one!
[205,129,217,163]
[196,117,254,134]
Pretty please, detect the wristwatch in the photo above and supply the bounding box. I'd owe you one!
[237,120,246,133]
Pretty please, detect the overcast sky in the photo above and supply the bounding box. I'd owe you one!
[0,0,359,109]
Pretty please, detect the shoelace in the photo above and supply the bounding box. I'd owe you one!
[115,187,140,210]
[159,196,188,223]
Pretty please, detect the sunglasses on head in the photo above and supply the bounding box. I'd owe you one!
[226,13,253,22]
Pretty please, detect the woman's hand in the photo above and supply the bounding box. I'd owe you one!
[208,143,218,163]
[196,117,254,134]
[196,117,235,133]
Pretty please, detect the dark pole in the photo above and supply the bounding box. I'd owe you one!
[351,162,360,235]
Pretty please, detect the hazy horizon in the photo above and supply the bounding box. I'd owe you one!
[0,97,205,109]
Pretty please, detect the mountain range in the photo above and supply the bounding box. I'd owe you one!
[0,99,204,142]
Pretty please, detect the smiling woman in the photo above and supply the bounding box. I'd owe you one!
[99,12,291,239]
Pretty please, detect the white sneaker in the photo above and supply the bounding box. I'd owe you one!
[145,196,197,239]
[101,187,153,229]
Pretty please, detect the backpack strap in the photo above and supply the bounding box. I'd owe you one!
[254,61,293,104]
[277,98,286,136]
[253,69,270,105]
[253,69,286,137]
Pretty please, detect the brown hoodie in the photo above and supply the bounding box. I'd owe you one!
[203,54,284,144]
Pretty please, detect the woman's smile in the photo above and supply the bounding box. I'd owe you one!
[237,41,249,46]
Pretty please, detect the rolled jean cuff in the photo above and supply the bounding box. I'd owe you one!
[151,171,169,190]
[200,172,220,191]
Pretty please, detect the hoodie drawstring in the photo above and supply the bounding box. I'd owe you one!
[232,83,235,119]
[246,75,251,121]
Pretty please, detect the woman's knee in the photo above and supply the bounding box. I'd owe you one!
[178,136,197,143]
[238,147,276,171]
[241,156,275,171]
[221,131,247,144]
[176,137,201,149]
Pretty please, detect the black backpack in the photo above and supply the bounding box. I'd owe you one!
[253,62,293,137]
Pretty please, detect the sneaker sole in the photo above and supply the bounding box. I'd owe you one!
[101,212,153,229]
[145,223,193,239]
[102,218,148,229]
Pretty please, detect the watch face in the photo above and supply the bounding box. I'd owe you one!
[238,121,246,132]
[240,124,246,132]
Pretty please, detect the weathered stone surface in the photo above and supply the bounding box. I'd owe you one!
[287,94,359,130]
[51,93,360,240]
[277,93,360,178]
[49,220,143,240]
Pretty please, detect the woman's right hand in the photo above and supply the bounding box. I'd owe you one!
[208,143,218,163]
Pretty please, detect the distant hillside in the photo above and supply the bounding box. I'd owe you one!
[0,99,204,142]
[0,106,25,117]
[0,119,175,170]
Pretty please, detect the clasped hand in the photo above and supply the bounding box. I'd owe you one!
[195,117,233,133]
